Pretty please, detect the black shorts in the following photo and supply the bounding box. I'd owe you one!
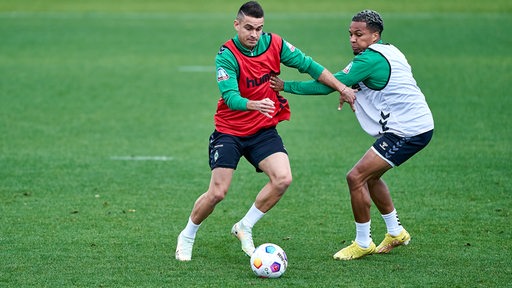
[208,127,287,172]
[372,130,434,167]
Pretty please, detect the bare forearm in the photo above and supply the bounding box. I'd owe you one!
[317,69,348,93]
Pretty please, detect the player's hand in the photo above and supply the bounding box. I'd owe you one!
[248,98,275,118]
[338,86,357,112]
[270,76,284,91]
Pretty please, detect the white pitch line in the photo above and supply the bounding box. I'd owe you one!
[110,156,174,161]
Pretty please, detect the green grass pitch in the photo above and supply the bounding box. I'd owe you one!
[1,0,511,287]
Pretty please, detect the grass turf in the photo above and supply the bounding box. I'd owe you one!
[0,0,511,287]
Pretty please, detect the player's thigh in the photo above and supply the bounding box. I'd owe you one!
[258,152,292,181]
[208,167,235,197]
[350,148,391,181]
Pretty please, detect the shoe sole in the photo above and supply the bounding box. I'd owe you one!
[333,244,376,260]
[175,254,191,261]
[333,253,372,260]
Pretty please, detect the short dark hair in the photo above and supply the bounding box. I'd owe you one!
[352,10,384,35]
[237,1,264,20]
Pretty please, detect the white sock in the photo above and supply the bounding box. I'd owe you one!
[382,209,403,236]
[240,203,265,228]
[355,221,372,248]
[181,217,201,239]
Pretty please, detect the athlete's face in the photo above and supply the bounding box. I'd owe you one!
[234,15,264,50]
[348,21,380,55]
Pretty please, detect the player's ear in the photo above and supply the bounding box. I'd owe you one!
[372,32,380,43]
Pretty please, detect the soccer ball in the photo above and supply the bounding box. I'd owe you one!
[250,243,288,278]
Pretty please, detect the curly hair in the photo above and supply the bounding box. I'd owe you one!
[352,10,384,35]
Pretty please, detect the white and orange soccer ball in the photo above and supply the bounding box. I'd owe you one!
[250,243,288,278]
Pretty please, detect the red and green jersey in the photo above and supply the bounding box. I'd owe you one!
[215,32,325,137]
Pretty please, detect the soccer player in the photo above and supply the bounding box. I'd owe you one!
[270,10,434,260]
[175,1,356,261]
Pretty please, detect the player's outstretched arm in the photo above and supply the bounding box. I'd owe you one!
[317,69,356,112]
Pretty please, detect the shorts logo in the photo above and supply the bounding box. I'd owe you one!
[379,141,389,151]
[384,138,407,159]
[214,150,219,162]
[217,67,229,82]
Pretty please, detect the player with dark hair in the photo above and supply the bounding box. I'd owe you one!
[271,9,434,260]
[175,1,356,261]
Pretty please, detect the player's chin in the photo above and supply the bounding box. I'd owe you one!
[351,47,361,55]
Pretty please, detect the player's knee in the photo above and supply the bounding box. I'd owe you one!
[207,187,228,204]
[346,170,362,188]
[273,173,292,193]
[282,174,292,190]
[210,193,226,204]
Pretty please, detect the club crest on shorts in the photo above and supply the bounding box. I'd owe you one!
[214,150,219,162]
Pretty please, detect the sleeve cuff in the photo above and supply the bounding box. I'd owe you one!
[283,81,291,93]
